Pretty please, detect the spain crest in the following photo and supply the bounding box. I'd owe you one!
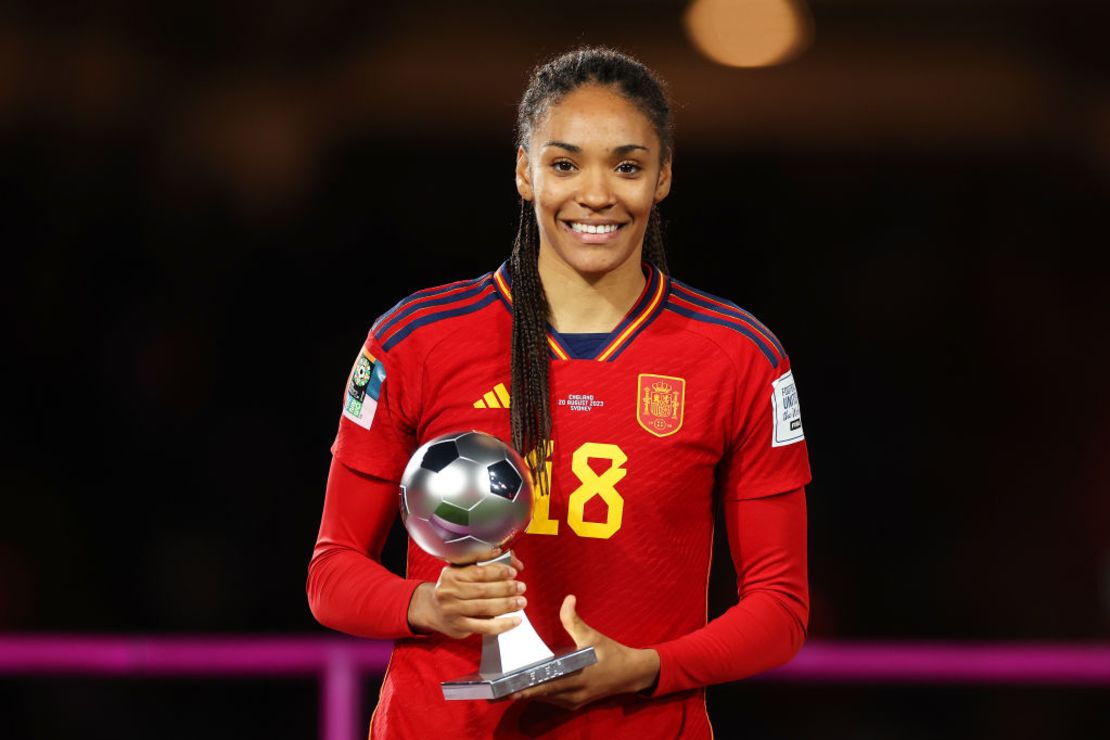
[637,373,686,437]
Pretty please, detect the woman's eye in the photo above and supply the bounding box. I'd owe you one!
[616,162,642,175]
[552,160,576,172]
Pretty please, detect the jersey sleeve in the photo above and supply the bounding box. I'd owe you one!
[721,349,812,500]
[306,456,424,639]
[648,487,809,695]
[330,330,419,482]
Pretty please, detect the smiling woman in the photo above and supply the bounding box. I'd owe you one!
[518,85,672,336]
[307,47,812,739]
[518,85,670,279]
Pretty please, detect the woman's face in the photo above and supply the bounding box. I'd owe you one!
[516,84,671,280]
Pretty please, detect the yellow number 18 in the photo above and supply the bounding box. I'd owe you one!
[526,442,626,540]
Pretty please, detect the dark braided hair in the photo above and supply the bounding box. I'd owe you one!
[510,47,673,489]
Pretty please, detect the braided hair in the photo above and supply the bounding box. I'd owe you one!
[510,47,673,489]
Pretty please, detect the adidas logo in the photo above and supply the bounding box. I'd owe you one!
[473,382,511,409]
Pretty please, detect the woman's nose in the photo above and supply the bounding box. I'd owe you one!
[576,169,616,210]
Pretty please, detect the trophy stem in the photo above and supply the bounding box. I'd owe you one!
[480,608,555,677]
[441,550,597,700]
[476,551,554,677]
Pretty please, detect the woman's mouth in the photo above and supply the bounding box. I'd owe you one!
[561,220,627,244]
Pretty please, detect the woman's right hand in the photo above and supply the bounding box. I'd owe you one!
[407,549,527,639]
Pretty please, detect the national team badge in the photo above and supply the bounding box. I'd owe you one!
[637,373,686,437]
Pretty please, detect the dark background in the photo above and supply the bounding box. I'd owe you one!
[2,1,1108,737]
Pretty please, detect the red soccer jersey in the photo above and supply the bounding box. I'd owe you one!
[329,263,811,738]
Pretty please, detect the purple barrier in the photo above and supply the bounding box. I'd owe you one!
[765,641,1110,685]
[2,636,1108,739]
[0,635,390,676]
[0,635,391,740]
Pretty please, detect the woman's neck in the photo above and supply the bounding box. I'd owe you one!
[537,248,646,334]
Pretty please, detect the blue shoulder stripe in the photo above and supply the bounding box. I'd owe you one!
[380,290,499,351]
[665,303,780,368]
[373,274,493,340]
[371,274,490,336]
[670,280,785,357]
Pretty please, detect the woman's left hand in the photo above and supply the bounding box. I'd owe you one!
[510,595,660,710]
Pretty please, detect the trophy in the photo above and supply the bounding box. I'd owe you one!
[399,430,596,700]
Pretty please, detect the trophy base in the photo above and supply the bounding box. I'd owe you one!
[441,646,597,700]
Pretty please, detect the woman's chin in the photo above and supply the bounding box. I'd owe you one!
[546,242,642,280]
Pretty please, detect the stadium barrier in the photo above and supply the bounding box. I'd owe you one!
[2,636,1107,740]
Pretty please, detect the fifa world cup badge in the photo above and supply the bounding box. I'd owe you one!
[637,374,686,437]
[342,348,386,430]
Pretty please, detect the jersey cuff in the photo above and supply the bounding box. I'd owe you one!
[642,640,683,697]
[389,578,426,639]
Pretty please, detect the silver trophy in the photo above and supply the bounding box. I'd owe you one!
[399,431,596,700]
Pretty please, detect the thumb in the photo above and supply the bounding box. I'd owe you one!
[560,594,594,646]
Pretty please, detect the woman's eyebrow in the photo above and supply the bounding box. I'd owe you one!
[613,144,649,155]
[541,141,650,155]
[542,140,581,152]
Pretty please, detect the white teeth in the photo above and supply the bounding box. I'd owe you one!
[570,222,620,234]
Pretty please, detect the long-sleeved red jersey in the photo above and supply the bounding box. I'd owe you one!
[308,263,810,738]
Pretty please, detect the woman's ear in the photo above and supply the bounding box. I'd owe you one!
[515,146,534,202]
[654,156,673,204]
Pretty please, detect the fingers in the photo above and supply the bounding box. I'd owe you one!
[461,615,522,637]
[434,563,528,623]
[444,615,521,640]
[443,595,527,619]
[428,552,532,640]
[439,564,525,599]
[511,674,586,707]
[472,546,503,564]
[560,594,596,647]
[448,578,525,599]
[544,696,587,711]
[560,594,577,627]
[470,548,525,573]
[536,693,586,711]
[456,561,517,583]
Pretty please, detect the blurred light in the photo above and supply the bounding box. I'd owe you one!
[684,0,813,68]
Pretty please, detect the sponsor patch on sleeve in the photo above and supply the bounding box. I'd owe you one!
[771,370,804,447]
[342,347,387,430]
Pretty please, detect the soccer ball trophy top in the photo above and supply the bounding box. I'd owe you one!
[399,431,596,700]
[399,430,532,564]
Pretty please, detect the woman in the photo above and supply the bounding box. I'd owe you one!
[308,47,810,738]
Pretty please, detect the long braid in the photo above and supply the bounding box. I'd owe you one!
[645,207,669,275]
[508,202,552,491]
[511,46,674,486]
